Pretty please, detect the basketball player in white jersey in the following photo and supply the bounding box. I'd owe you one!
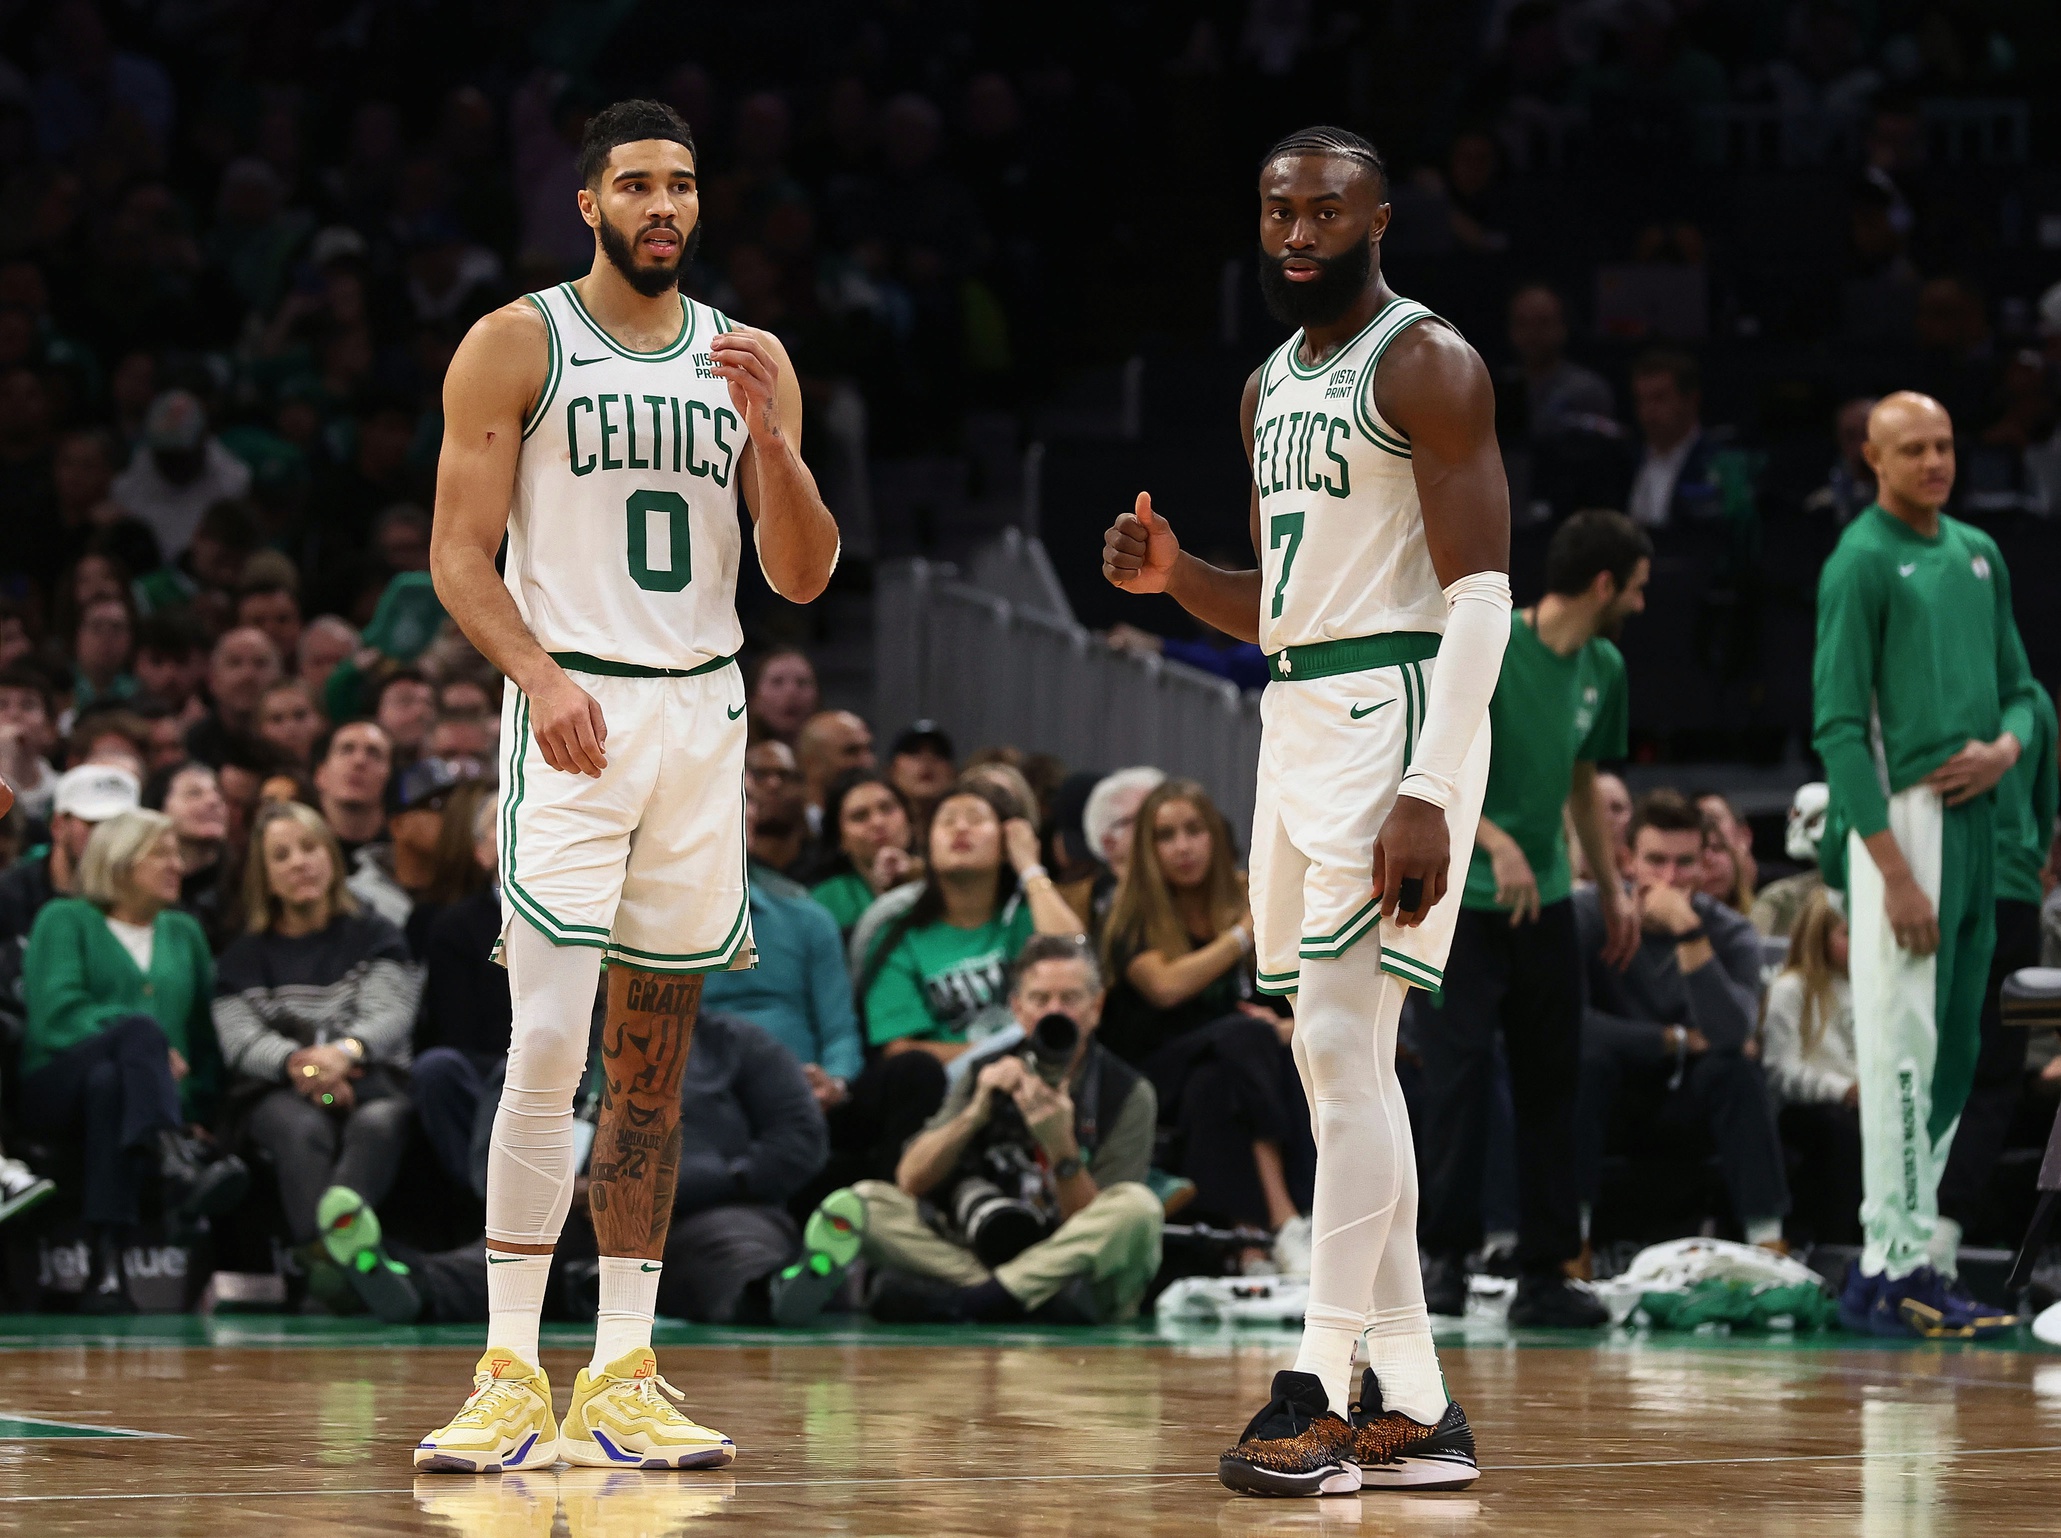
[1104,127,1509,1495]
[415,100,839,1473]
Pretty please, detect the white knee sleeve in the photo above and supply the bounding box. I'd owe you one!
[486,921,603,1249]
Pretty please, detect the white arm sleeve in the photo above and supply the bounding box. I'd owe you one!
[1397,570,1512,811]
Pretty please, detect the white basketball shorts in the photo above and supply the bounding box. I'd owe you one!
[495,658,754,974]
[1249,654,1491,998]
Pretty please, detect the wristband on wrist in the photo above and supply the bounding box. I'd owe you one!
[1019,863,1050,886]
[1673,925,1709,945]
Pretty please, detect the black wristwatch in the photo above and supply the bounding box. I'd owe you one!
[1051,1154,1085,1181]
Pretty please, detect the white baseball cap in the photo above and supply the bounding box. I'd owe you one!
[54,764,141,822]
[1785,782,1830,864]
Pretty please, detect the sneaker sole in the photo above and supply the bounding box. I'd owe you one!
[1217,1456,1362,1498]
[771,1189,867,1327]
[559,1430,735,1470]
[1359,1455,1480,1491]
[413,1430,560,1474]
[0,1179,55,1226]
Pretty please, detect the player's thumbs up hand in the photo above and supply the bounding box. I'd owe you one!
[1102,491,1180,593]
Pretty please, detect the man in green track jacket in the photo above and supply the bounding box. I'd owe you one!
[1812,391,2039,1337]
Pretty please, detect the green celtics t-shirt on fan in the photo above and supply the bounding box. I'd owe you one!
[863,898,1036,1047]
[1461,611,1628,912]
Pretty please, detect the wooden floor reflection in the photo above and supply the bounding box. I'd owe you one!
[2,1326,2059,1536]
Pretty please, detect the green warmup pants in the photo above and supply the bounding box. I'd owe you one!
[1847,786,1995,1279]
[851,1179,1164,1321]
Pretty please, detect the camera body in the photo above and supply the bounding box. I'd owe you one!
[939,1013,1082,1267]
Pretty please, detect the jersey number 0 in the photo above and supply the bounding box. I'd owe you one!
[625,490,693,593]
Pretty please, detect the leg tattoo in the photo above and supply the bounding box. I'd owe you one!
[588,968,702,1259]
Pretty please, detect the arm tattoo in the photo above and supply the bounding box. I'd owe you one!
[588,969,703,1257]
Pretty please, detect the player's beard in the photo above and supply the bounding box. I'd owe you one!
[1257,237,1373,328]
[598,212,700,297]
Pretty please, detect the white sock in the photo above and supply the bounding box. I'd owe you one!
[1927,1217,1962,1275]
[1288,948,1413,1420]
[485,1251,551,1368]
[1745,1216,1785,1248]
[591,1256,660,1373]
[1364,1304,1447,1424]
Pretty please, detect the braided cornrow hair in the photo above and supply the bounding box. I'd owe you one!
[1260,126,1388,196]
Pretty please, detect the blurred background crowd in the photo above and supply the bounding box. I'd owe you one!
[0,0,2057,1319]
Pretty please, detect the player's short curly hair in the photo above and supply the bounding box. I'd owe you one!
[578,99,698,189]
[1260,126,1388,197]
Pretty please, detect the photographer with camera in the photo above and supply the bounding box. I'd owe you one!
[781,934,1164,1326]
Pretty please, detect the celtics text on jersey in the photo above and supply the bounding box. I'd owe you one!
[1253,297,1450,654]
[507,282,748,672]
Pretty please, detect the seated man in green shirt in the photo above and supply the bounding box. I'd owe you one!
[1417,509,1648,1327]
[1814,392,2038,1338]
[785,934,1163,1327]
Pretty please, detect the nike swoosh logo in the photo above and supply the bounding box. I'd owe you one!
[640,1263,661,1273]
[487,1254,523,1264]
[1350,700,1393,720]
[570,354,605,366]
[1264,373,1287,397]
[1898,563,1917,577]
[726,703,745,720]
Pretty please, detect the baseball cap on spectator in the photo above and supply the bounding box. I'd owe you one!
[143,390,207,453]
[889,720,954,760]
[360,572,447,663]
[55,763,142,822]
[394,755,483,814]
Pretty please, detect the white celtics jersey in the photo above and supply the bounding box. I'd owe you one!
[506,283,745,671]
[1253,297,1449,653]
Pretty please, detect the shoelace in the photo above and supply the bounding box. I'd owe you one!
[453,1375,531,1426]
[622,1373,695,1422]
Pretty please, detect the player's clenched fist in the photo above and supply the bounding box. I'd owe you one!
[1372,795,1449,928]
[530,668,609,778]
[1102,492,1181,593]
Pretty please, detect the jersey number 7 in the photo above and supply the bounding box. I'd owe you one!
[1269,512,1304,619]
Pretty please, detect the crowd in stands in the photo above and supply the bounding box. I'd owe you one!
[0,0,2056,1323]
[0,578,2052,1321]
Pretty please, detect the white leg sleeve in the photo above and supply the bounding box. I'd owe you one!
[485,921,603,1249]
[1290,945,1428,1418]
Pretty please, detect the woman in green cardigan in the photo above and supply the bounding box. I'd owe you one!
[21,809,249,1311]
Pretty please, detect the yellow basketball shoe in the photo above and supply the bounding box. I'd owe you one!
[414,1350,561,1473]
[558,1348,735,1470]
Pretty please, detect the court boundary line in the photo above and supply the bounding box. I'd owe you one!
[7,1443,2061,1503]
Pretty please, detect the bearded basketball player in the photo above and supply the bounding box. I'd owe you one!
[1103,126,1509,1495]
[413,99,839,1472]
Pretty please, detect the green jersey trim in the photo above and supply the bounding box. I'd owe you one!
[549,650,737,679]
[1266,631,1440,683]
[522,293,562,441]
[1299,896,1380,959]
[1352,303,1438,456]
[1282,296,1404,380]
[557,282,698,361]
[1380,951,1443,991]
[1255,971,1300,997]
[604,894,753,973]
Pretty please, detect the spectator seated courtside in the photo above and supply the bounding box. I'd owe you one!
[1761,888,1862,1247]
[212,801,422,1310]
[19,808,247,1312]
[1573,790,1790,1257]
[1097,778,1311,1273]
[791,935,1163,1327]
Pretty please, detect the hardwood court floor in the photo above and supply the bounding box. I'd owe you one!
[0,1316,2057,1536]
